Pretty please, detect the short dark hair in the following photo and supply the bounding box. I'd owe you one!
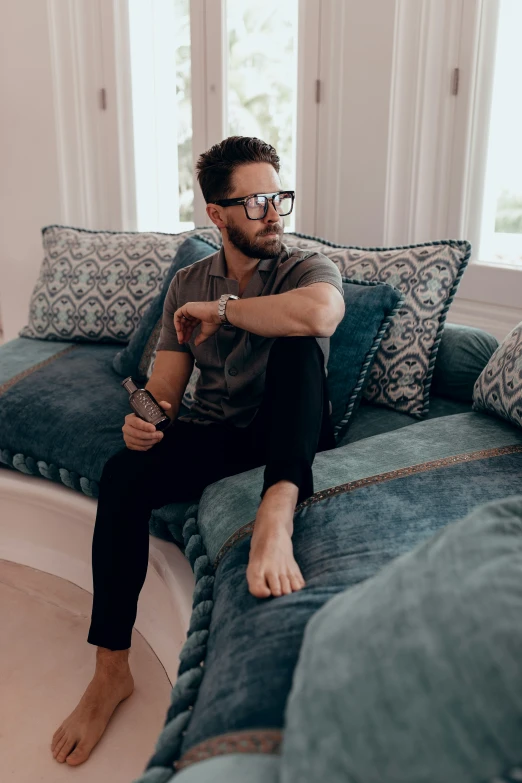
[195,136,280,204]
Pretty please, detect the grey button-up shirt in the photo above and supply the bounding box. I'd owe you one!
[156,242,344,428]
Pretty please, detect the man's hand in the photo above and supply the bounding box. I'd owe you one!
[174,301,221,347]
[122,401,172,450]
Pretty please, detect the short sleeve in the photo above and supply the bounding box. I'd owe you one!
[292,252,344,297]
[155,272,191,353]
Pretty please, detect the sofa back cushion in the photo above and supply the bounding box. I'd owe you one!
[327,278,404,440]
[18,224,219,344]
[431,322,499,401]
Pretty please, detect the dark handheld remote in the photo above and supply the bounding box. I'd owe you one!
[121,377,171,432]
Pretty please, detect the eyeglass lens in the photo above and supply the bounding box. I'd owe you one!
[245,193,293,218]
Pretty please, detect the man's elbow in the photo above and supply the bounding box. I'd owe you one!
[311,304,344,337]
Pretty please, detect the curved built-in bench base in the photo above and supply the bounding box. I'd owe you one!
[0,468,195,684]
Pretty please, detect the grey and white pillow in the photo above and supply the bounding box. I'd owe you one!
[19,224,219,344]
[472,320,522,429]
[283,232,471,418]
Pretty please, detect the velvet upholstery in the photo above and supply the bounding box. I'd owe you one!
[282,494,522,783]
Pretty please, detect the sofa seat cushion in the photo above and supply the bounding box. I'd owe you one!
[281,493,522,783]
[0,337,192,544]
[337,394,473,446]
[196,410,522,566]
[137,417,522,779]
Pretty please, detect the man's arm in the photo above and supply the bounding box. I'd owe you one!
[225,282,345,337]
[145,350,194,422]
[175,282,345,346]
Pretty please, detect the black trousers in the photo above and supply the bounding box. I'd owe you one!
[87,336,335,650]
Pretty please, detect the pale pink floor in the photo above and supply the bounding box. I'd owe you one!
[0,559,173,782]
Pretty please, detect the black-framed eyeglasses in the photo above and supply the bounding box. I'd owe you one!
[212,190,295,220]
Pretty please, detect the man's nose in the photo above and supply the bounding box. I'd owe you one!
[265,200,280,221]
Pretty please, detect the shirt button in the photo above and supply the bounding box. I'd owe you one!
[228,367,238,376]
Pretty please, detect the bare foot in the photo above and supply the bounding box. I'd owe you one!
[246,481,306,599]
[51,648,134,766]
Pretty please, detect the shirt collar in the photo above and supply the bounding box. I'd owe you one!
[208,242,289,278]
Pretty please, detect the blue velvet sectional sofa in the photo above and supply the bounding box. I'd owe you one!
[2,317,522,782]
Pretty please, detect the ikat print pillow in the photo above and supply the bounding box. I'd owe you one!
[282,232,472,418]
[472,320,522,430]
[18,224,220,344]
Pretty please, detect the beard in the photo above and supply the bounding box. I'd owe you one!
[225,219,283,259]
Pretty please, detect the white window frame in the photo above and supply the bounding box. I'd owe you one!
[113,0,320,233]
[50,0,320,236]
[381,0,521,336]
[446,0,522,324]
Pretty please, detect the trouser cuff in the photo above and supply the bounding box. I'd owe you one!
[261,459,313,506]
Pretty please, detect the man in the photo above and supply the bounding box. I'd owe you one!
[51,136,345,766]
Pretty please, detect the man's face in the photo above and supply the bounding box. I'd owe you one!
[212,162,286,259]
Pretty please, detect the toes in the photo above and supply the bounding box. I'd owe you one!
[53,733,67,757]
[266,573,282,597]
[51,726,65,750]
[279,575,292,595]
[247,570,271,599]
[55,735,75,762]
[290,572,305,592]
[66,744,89,766]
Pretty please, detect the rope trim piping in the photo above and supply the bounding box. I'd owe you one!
[213,444,522,569]
[333,279,405,440]
[139,503,216,778]
[174,729,283,771]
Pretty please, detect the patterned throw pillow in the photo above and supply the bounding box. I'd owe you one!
[472,320,522,429]
[18,224,219,344]
[281,232,472,418]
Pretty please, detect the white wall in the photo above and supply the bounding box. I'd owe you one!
[0,0,63,344]
[0,0,520,345]
[315,0,396,248]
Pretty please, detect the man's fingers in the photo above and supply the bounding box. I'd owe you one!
[159,400,171,409]
[128,416,156,432]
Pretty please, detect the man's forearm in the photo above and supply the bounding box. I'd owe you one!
[144,377,181,421]
[224,286,338,338]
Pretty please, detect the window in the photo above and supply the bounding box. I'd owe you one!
[226,0,299,231]
[128,0,194,232]
[127,0,300,234]
[478,0,522,267]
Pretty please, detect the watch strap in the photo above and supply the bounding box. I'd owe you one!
[218,293,239,325]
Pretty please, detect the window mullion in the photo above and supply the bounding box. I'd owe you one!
[190,0,226,226]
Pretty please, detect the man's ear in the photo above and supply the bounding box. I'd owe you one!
[206,203,226,229]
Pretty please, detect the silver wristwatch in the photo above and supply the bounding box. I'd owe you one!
[218,293,239,325]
